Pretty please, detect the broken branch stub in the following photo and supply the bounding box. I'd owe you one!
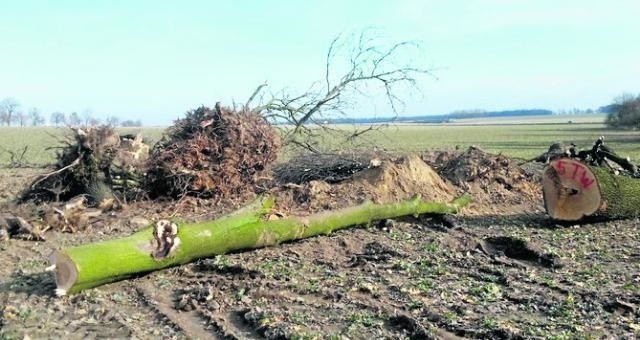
[48,194,470,295]
[151,220,180,260]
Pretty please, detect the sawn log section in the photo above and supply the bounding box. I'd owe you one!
[543,158,640,221]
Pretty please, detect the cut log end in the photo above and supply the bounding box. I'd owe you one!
[49,251,78,296]
[543,159,601,221]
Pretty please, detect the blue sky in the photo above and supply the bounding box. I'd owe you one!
[1,0,639,125]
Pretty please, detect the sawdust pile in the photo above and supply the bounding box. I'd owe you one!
[146,103,280,201]
[423,146,541,208]
[275,154,457,213]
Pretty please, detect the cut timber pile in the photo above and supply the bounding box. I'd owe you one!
[274,152,381,184]
[541,138,640,221]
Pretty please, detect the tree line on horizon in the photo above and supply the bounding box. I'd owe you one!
[328,109,556,124]
[603,93,640,129]
[0,97,142,128]
[3,93,638,129]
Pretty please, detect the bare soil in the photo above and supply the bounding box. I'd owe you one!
[1,153,639,339]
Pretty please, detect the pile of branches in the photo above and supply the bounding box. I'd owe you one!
[533,136,639,177]
[146,103,280,200]
[22,126,149,205]
[274,152,384,184]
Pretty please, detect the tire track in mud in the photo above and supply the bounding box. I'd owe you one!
[169,266,267,339]
[1,238,194,338]
[132,283,215,339]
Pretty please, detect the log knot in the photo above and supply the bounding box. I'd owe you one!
[151,220,180,260]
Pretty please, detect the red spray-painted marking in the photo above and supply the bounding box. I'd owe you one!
[580,172,595,189]
[571,162,582,179]
[552,159,595,189]
[554,160,566,175]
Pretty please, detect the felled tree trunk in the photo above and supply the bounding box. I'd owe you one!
[49,194,471,295]
[543,158,640,220]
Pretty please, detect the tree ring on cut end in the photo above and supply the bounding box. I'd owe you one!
[49,251,77,296]
[543,159,601,220]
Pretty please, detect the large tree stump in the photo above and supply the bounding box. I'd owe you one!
[543,158,640,220]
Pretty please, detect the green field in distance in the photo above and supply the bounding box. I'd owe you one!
[0,120,637,166]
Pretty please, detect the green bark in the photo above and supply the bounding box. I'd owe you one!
[590,166,640,218]
[51,194,470,295]
[52,196,274,295]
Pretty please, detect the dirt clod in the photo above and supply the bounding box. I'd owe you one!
[388,313,434,339]
[129,216,150,229]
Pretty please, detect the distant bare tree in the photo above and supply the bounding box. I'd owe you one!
[82,109,93,126]
[106,116,120,127]
[0,97,20,126]
[16,111,28,127]
[68,112,82,126]
[249,30,433,152]
[29,108,45,126]
[0,111,7,126]
[88,117,101,126]
[50,112,66,126]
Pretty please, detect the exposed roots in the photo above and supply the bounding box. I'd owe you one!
[146,103,280,201]
[21,126,149,206]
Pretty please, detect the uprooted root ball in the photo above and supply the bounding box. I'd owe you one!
[22,126,149,205]
[146,104,280,200]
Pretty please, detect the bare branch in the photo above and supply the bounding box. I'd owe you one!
[30,155,82,188]
[245,82,268,108]
[325,34,342,93]
[250,29,433,153]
